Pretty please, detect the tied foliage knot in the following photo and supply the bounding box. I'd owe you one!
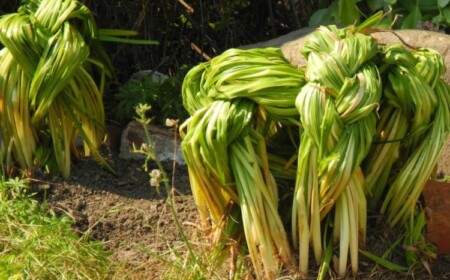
[293,24,382,276]
[180,12,450,280]
[0,0,114,177]
[180,48,306,279]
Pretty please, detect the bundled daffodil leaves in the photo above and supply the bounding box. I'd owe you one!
[180,14,450,279]
[0,0,114,177]
[0,0,158,177]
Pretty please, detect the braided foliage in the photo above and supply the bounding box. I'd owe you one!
[181,22,450,279]
[364,46,450,225]
[0,0,113,177]
[293,25,382,276]
[181,48,305,279]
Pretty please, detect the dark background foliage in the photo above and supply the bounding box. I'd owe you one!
[81,0,315,82]
[1,0,316,125]
[1,0,316,83]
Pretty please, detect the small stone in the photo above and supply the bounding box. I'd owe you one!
[119,121,185,165]
[130,70,168,82]
[117,181,129,186]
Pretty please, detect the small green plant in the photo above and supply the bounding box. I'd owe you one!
[133,104,204,276]
[403,209,437,273]
[0,177,112,279]
[115,71,190,126]
[131,103,246,279]
[309,0,450,31]
[360,209,437,275]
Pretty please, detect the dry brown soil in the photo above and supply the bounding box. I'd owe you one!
[31,147,450,279]
[32,152,200,279]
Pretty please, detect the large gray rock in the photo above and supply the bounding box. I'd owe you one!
[243,29,450,84]
[244,29,450,176]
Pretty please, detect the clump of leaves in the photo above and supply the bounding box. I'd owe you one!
[115,71,189,125]
[0,0,157,178]
[0,0,112,178]
[309,0,450,32]
[0,177,112,279]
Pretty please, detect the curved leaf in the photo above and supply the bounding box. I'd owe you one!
[401,5,422,28]
[339,0,361,25]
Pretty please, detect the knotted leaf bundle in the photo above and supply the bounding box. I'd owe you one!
[0,0,114,177]
[181,48,306,279]
[181,17,450,279]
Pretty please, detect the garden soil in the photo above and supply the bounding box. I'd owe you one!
[31,144,450,279]
[32,151,199,279]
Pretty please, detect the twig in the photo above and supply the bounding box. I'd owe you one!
[190,42,212,61]
[176,2,219,51]
[177,0,194,14]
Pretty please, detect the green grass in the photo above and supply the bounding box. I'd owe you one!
[0,177,112,279]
